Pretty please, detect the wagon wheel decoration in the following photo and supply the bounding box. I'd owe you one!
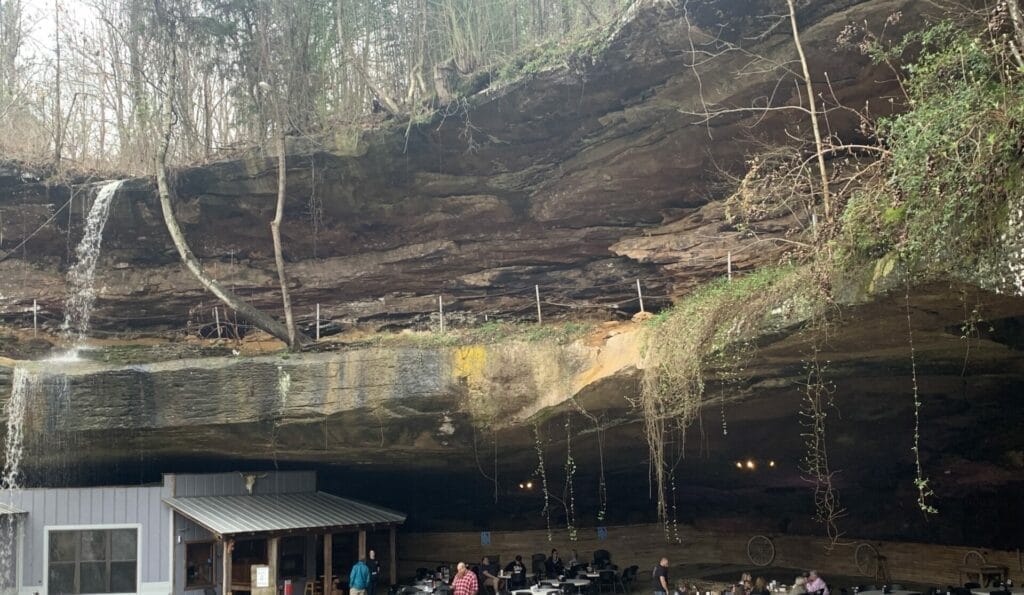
[747,535,776,567]
[963,551,986,567]
[855,543,880,577]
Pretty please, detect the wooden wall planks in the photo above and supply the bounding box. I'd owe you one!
[398,524,1022,587]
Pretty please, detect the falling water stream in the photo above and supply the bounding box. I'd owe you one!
[1,180,123,587]
[61,179,125,347]
[0,368,29,589]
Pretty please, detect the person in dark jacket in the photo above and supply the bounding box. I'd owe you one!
[545,549,564,578]
[368,549,381,595]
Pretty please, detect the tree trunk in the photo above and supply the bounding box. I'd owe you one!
[786,0,831,222]
[155,43,306,350]
[336,0,401,114]
[53,0,62,170]
[270,119,298,348]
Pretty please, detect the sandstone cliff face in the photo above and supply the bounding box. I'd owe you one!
[2,0,916,335]
[1,331,640,470]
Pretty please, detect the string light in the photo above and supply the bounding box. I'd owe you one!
[734,458,778,471]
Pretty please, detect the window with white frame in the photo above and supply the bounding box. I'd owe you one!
[48,528,138,594]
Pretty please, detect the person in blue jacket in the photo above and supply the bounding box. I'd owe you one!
[350,557,371,595]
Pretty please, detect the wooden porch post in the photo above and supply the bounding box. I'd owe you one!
[269,536,280,589]
[358,529,367,560]
[324,533,333,595]
[222,539,234,595]
[388,526,397,586]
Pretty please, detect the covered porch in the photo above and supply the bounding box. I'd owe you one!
[164,491,406,595]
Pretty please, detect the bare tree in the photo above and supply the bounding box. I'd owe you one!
[154,4,307,350]
[786,0,832,221]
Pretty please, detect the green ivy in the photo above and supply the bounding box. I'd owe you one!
[839,22,1024,286]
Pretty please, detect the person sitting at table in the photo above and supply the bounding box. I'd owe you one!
[479,556,500,595]
[437,563,451,583]
[505,555,527,590]
[452,563,478,595]
[546,550,564,579]
[752,578,769,595]
[741,574,754,594]
[805,571,829,595]
[674,580,690,595]
[790,576,807,595]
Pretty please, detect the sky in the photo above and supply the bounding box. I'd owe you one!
[16,0,95,62]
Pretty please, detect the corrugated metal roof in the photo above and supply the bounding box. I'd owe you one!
[0,501,26,515]
[163,492,406,536]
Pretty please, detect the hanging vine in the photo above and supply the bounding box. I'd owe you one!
[640,265,826,537]
[798,331,846,549]
[905,281,938,515]
[570,397,608,522]
[564,413,578,541]
[595,424,608,522]
[533,423,553,541]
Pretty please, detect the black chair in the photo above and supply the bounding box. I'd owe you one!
[593,550,612,569]
[597,570,618,594]
[532,555,548,584]
[618,567,638,593]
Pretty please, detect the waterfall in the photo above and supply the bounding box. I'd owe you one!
[1,368,29,493]
[0,367,30,590]
[61,179,125,344]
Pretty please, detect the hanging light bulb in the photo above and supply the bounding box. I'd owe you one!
[746,459,755,470]
[735,461,743,469]
[526,481,533,489]
[769,460,776,468]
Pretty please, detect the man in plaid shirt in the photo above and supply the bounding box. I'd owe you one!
[452,562,479,595]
